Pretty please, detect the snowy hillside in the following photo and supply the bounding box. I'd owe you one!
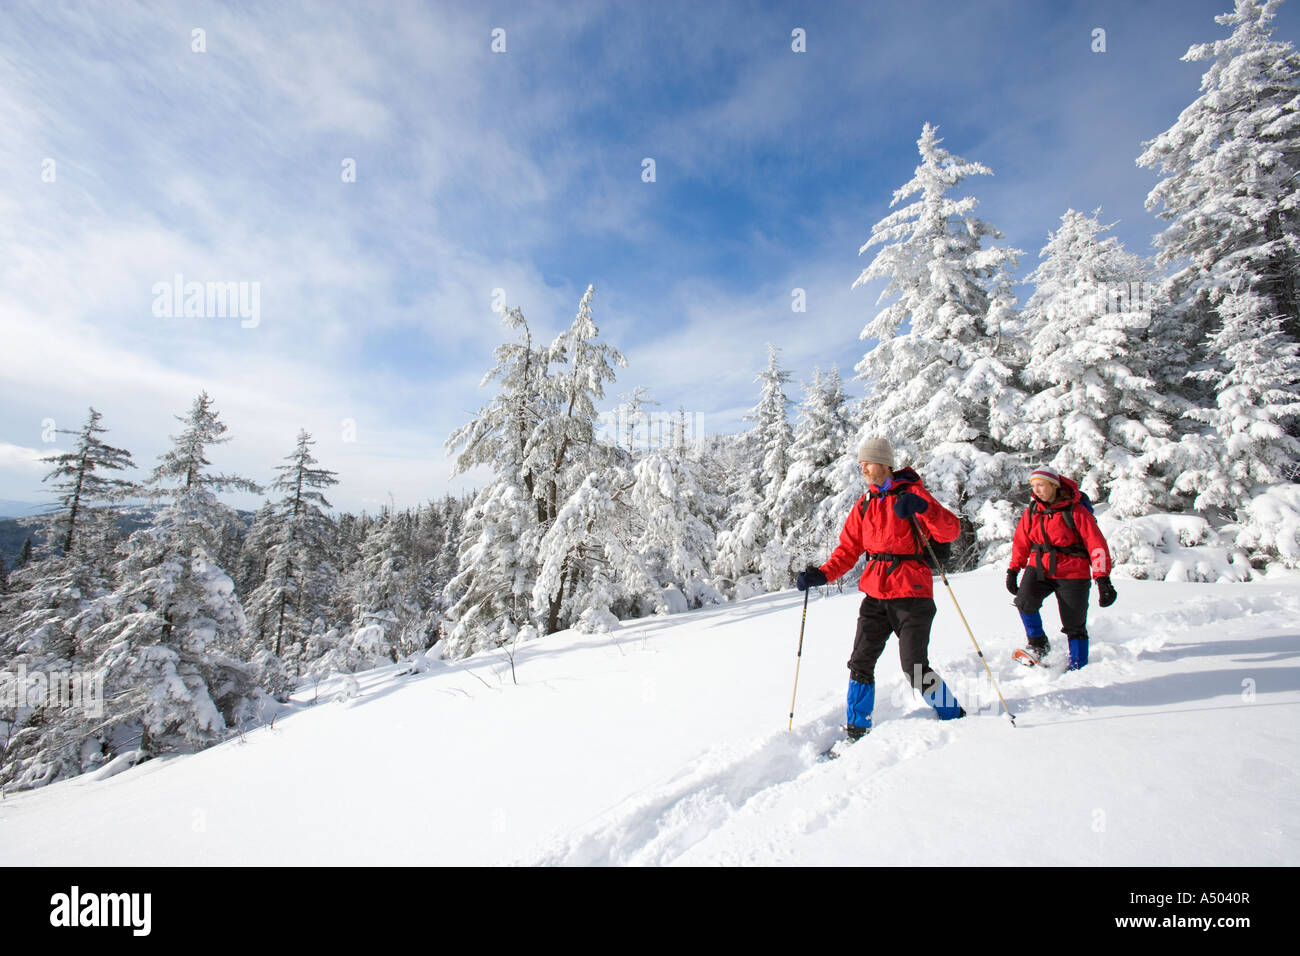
[2,567,1298,867]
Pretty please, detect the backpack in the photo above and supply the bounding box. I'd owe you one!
[1026,488,1093,574]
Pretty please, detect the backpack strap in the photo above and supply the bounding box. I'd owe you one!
[1028,499,1088,576]
[859,483,930,574]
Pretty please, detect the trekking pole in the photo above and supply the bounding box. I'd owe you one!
[787,587,810,731]
[910,517,1017,727]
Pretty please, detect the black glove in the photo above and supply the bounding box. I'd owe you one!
[1097,576,1118,607]
[1005,568,1019,596]
[893,492,929,520]
[797,565,828,591]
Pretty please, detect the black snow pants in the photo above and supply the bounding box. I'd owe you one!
[1014,567,1091,640]
[848,594,944,692]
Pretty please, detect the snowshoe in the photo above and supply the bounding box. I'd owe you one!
[1013,639,1051,668]
[819,725,870,761]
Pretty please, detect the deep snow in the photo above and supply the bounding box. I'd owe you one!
[1,566,1297,866]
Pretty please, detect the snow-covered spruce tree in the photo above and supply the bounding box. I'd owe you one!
[435,495,463,587]
[0,410,139,792]
[714,344,796,596]
[616,385,659,452]
[526,286,637,635]
[532,465,651,636]
[232,501,276,598]
[405,500,454,654]
[622,408,725,612]
[444,306,551,658]
[774,365,862,568]
[243,430,339,671]
[446,289,621,653]
[1,408,138,662]
[82,393,276,761]
[329,508,421,669]
[537,401,730,631]
[33,407,138,559]
[1007,209,1178,517]
[1138,0,1300,482]
[852,124,1025,566]
[1169,286,1300,512]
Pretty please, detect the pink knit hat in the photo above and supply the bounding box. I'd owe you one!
[1029,468,1062,486]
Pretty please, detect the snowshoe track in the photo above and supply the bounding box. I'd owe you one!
[522,708,959,866]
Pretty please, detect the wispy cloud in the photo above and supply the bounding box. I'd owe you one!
[2,0,1292,510]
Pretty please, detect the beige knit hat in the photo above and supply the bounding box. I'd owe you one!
[857,437,894,467]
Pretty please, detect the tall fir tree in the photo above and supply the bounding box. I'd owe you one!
[33,407,138,558]
[83,393,274,760]
[1009,209,1177,517]
[528,285,629,636]
[1138,0,1300,494]
[0,410,139,791]
[444,306,551,658]
[852,123,1025,563]
[714,345,795,596]
[775,365,860,566]
[244,430,339,667]
[1139,0,1300,345]
[2,408,137,662]
[445,287,627,655]
[1170,286,1300,510]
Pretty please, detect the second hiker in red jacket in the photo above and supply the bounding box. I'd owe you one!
[1006,467,1117,670]
[797,437,965,743]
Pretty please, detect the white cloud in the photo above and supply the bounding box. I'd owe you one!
[0,442,52,475]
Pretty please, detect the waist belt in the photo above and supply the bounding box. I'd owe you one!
[1030,540,1087,576]
[866,551,927,575]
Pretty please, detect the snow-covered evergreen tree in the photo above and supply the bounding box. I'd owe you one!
[444,306,552,658]
[233,501,276,598]
[628,440,724,611]
[527,285,629,635]
[32,407,137,558]
[244,430,339,667]
[79,393,274,763]
[1169,286,1300,511]
[775,366,859,567]
[1138,0,1300,496]
[714,345,796,595]
[2,408,137,662]
[1139,0,1300,348]
[1009,209,1177,517]
[532,465,650,632]
[338,508,422,663]
[852,123,1025,563]
[0,410,139,791]
[445,287,628,655]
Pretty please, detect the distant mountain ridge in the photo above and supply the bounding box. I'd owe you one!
[0,499,48,519]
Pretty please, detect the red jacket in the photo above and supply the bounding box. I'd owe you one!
[1010,476,1112,580]
[820,469,960,600]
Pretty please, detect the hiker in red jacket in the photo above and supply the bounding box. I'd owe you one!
[797,438,965,742]
[1006,467,1117,670]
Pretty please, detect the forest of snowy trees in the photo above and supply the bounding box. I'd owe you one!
[1,0,1298,791]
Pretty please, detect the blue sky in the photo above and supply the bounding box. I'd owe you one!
[2,0,1295,514]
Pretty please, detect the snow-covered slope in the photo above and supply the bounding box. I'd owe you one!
[2,568,1298,866]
